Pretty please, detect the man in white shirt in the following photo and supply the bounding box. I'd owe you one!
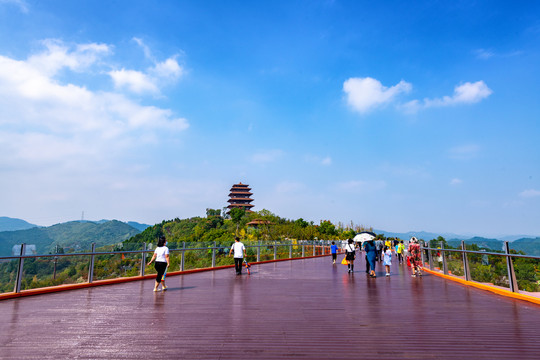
[229,237,246,275]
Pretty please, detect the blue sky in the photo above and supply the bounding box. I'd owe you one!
[0,0,539,237]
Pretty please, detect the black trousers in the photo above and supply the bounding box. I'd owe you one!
[234,257,243,274]
[155,261,167,283]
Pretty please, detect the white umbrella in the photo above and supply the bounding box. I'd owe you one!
[353,231,376,243]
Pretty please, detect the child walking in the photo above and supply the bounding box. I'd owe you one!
[383,245,392,276]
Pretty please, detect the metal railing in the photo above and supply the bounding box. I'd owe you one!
[421,240,540,293]
[1,240,336,295]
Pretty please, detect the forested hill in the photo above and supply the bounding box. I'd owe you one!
[0,217,37,232]
[447,237,540,256]
[0,220,141,256]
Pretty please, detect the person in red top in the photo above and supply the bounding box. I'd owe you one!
[408,237,422,277]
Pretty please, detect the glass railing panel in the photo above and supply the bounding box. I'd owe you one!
[513,257,539,293]
[0,258,18,294]
[468,252,510,289]
[446,250,464,277]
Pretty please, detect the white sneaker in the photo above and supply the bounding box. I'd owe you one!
[386,273,390,276]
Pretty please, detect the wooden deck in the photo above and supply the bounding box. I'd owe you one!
[1,255,540,359]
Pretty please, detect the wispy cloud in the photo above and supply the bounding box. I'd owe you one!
[403,81,492,113]
[343,77,411,113]
[0,0,28,13]
[450,178,463,186]
[473,48,495,60]
[305,154,332,166]
[337,179,386,193]
[109,38,184,95]
[448,144,480,160]
[0,39,188,170]
[519,189,540,198]
[473,48,523,60]
[250,149,284,163]
[275,181,305,193]
[344,77,492,114]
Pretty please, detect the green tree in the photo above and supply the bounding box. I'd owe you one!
[229,208,246,236]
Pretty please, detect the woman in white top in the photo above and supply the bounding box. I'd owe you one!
[345,239,356,273]
[147,235,170,292]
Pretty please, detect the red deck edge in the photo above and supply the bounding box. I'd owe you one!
[422,266,540,306]
[0,253,333,301]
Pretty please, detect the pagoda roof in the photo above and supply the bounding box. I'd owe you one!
[227,204,255,208]
[247,219,274,226]
[229,191,253,195]
[227,198,254,203]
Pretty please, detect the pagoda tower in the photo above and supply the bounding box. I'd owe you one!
[227,182,254,212]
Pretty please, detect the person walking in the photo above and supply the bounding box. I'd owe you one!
[345,239,356,273]
[383,245,392,276]
[330,241,338,264]
[364,239,377,278]
[408,237,422,277]
[375,239,383,261]
[397,241,405,264]
[229,237,246,275]
[147,235,170,292]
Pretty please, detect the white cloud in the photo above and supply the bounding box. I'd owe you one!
[28,39,111,76]
[305,154,332,166]
[448,144,480,160]
[0,0,28,13]
[425,81,492,107]
[321,156,332,166]
[450,178,463,185]
[337,179,386,193]
[0,40,189,172]
[151,57,183,79]
[109,68,159,94]
[343,77,411,113]
[275,181,305,193]
[474,48,495,60]
[111,38,184,94]
[519,189,540,198]
[250,149,284,163]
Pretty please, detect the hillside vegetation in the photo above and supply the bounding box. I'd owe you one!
[0,220,141,256]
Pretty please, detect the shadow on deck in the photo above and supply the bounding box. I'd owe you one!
[1,255,540,359]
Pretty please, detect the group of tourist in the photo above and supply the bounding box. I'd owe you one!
[332,237,422,278]
[147,235,424,292]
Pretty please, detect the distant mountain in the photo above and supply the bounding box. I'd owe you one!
[374,229,469,241]
[76,219,150,232]
[512,237,540,256]
[126,221,151,232]
[0,220,141,256]
[499,234,537,242]
[0,217,38,232]
[446,236,540,256]
[447,237,505,251]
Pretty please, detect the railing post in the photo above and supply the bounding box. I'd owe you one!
[53,244,58,280]
[274,240,277,260]
[181,242,185,271]
[461,241,471,281]
[504,241,518,292]
[212,241,216,268]
[302,242,305,258]
[257,241,260,262]
[421,241,426,267]
[140,242,147,276]
[440,241,448,275]
[313,241,316,256]
[88,243,95,283]
[427,242,434,270]
[14,243,26,293]
[289,242,292,258]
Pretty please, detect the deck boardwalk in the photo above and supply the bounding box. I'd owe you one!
[1,255,540,359]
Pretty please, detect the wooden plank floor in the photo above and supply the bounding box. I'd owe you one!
[1,255,540,359]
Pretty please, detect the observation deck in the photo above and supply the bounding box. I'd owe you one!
[1,255,540,359]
